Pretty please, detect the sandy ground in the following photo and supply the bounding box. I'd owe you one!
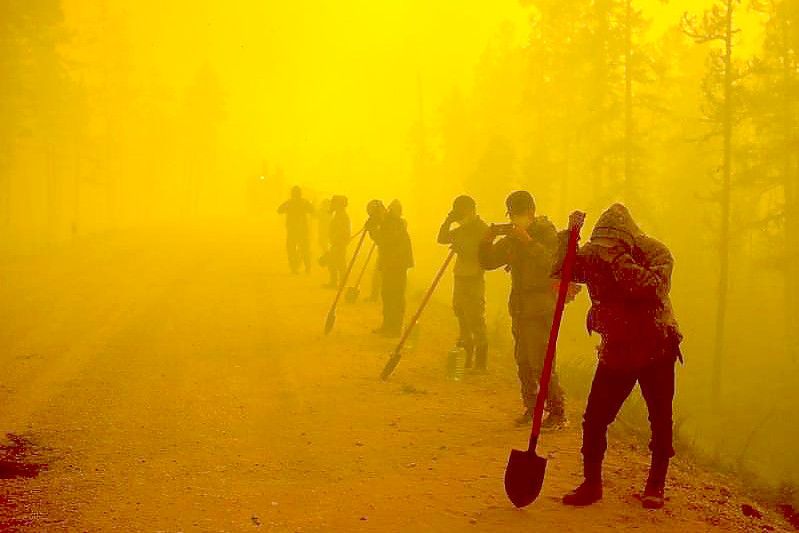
[0,227,793,532]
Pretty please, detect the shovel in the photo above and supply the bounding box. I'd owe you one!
[324,227,368,334]
[345,242,376,304]
[380,249,455,380]
[504,215,584,508]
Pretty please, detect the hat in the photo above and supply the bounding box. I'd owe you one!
[505,191,536,216]
[452,195,476,213]
[367,199,385,217]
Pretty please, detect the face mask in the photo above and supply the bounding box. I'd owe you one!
[510,214,532,228]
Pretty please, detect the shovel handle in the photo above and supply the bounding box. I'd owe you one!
[385,250,456,372]
[529,220,583,449]
[325,226,368,332]
[352,242,376,290]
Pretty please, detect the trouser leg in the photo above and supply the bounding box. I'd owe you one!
[465,276,488,369]
[381,268,407,332]
[286,233,299,273]
[639,356,677,487]
[298,232,311,272]
[511,317,536,411]
[581,363,638,481]
[453,277,474,366]
[525,316,565,415]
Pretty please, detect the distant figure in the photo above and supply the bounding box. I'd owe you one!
[277,186,314,274]
[437,195,489,372]
[479,191,565,428]
[558,205,682,510]
[366,199,414,337]
[325,195,351,289]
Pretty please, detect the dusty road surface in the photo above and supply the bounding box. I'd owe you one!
[0,227,792,532]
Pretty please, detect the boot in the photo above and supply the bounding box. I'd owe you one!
[541,410,567,430]
[563,462,603,506]
[514,409,532,427]
[641,457,668,509]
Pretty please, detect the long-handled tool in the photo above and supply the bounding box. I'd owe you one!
[380,249,455,380]
[324,227,368,334]
[504,215,584,508]
[345,242,376,304]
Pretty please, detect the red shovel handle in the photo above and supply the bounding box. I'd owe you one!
[529,218,583,450]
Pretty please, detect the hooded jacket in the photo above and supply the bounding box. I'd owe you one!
[554,204,683,368]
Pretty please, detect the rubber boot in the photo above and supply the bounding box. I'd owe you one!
[563,461,603,506]
[541,408,567,430]
[641,457,669,509]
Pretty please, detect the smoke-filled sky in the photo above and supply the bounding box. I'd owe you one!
[59,0,761,199]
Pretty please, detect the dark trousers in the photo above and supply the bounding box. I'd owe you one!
[453,275,487,368]
[511,315,565,414]
[582,355,676,480]
[286,229,310,273]
[381,268,407,332]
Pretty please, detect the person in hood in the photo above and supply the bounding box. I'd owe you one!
[438,195,490,371]
[366,199,414,337]
[558,205,683,510]
[479,191,566,428]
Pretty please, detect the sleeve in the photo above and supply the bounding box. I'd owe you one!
[437,221,454,245]
[551,229,589,283]
[611,238,673,299]
[277,201,288,214]
[479,235,511,271]
[520,219,558,268]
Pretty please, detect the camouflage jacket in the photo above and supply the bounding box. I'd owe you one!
[478,216,558,318]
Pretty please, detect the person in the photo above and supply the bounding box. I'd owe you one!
[325,195,351,289]
[277,186,314,274]
[478,191,566,428]
[366,199,414,337]
[557,204,683,510]
[437,195,489,371]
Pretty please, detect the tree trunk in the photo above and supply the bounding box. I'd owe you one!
[624,0,634,202]
[711,0,735,410]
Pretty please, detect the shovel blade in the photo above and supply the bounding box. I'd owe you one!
[324,311,336,335]
[504,448,547,508]
[345,286,360,304]
[380,352,402,380]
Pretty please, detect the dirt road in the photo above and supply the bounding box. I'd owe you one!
[0,227,790,531]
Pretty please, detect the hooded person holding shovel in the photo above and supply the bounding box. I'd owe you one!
[557,204,683,510]
[479,191,566,428]
[438,195,490,372]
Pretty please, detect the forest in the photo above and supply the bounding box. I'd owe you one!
[2,0,798,513]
